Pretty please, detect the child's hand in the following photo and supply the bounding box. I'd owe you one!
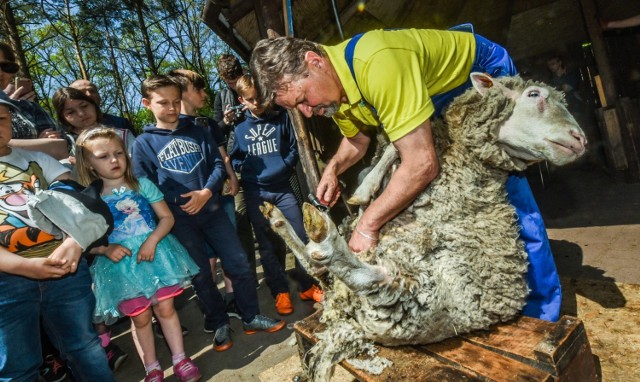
[38,128,62,139]
[104,244,131,263]
[18,257,69,279]
[48,237,83,274]
[137,239,158,263]
[180,189,213,215]
[227,177,240,196]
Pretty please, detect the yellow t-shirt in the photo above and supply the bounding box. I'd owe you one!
[324,28,476,142]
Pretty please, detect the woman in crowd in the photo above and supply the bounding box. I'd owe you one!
[52,87,135,155]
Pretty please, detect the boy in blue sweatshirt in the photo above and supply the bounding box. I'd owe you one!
[230,75,322,316]
[132,75,284,352]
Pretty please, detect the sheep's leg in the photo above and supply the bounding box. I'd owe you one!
[348,145,398,206]
[302,203,391,292]
[260,202,326,278]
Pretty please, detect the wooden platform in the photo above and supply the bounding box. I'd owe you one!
[294,311,598,381]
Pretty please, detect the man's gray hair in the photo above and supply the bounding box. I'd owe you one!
[250,37,325,106]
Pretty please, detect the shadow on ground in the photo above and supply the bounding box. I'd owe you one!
[111,269,320,381]
[526,160,640,228]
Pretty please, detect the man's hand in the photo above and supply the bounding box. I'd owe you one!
[137,238,158,263]
[104,244,132,263]
[316,132,371,206]
[48,237,83,274]
[348,225,379,252]
[223,105,240,125]
[180,188,213,215]
[3,83,36,102]
[316,170,341,207]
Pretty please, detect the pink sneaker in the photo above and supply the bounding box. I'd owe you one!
[144,369,164,382]
[173,357,201,382]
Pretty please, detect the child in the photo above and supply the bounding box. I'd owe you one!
[52,87,135,154]
[167,69,244,320]
[0,91,114,381]
[74,127,201,382]
[229,74,323,315]
[132,75,285,352]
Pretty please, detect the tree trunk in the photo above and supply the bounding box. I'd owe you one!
[133,0,158,76]
[64,0,89,80]
[102,14,131,120]
[0,2,30,78]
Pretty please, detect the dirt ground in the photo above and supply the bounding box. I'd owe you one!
[110,159,640,381]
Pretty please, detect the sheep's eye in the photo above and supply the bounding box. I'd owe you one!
[527,90,540,98]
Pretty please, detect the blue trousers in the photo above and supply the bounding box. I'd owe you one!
[244,183,317,297]
[171,208,259,328]
[432,33,562,322]
[0,260,113,382]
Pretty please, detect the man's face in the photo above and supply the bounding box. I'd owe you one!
[143,86,181,126]
[71,80,102,106]
[182,84,207,110]
[225,77,239,91]
[0,50,17,90]
[274,60,342,118]
[0,105,13,151]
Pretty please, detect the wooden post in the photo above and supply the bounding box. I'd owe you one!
[578,0,640,181]
[578,0,618,106]
[259,20,323,194]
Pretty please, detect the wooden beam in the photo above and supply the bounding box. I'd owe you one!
[255,0,285,39]
[309,0,362,42]
[225,0,255,24]
[201,0,252,60]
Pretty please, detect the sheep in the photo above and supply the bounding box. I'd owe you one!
[261,72,587,381]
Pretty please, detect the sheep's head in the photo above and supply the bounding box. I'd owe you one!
[471,72,587,167]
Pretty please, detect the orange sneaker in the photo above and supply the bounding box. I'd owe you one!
[299,285,324,303]
[275,292,294,315]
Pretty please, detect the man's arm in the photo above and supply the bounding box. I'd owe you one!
[316,131,371,206]
[9,138,69,161]
[351,120,439,252]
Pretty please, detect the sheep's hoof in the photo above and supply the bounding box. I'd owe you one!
[260,202,275,218]
[303,203,328,243]
[347,193,370,206]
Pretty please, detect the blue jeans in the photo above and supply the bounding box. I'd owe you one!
[171,207,259,328]
[0,260,113,382]
[432,33,561,322]
[244,183,317,297]
[220,194,237,228]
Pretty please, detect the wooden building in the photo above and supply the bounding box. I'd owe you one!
[201,0,640,188]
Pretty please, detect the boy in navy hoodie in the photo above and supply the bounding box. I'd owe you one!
[230,75,322,316]
[132,75,284,352]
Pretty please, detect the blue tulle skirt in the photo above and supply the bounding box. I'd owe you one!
[91,233,200,324]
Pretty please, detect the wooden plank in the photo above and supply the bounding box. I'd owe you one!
[294,312,596,382]
[595,107,628,170]
[420,337,553,382]
[462,316,584,374]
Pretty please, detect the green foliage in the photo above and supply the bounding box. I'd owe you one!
[5,0,238,131]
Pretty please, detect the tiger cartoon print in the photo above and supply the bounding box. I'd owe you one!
[0,161,57,254]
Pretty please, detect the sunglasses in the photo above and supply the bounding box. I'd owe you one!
[0,62,19,74]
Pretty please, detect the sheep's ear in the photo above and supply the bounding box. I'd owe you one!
[470,72,496,96]
[470,72,518,100]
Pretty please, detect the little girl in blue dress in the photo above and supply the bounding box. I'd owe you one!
[75,127,201,382]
